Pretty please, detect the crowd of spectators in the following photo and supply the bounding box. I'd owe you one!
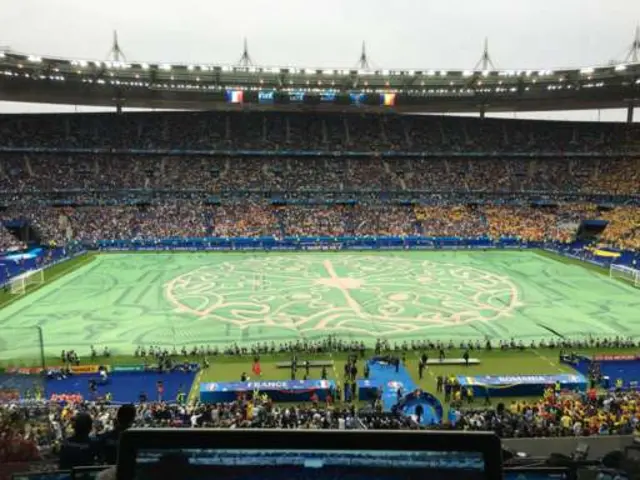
[599,206,640,251]
[450,389,640,438]
[2,384,640,470]
[483,206,577,243]
[0,112,638,153]
[4,202,638,248]
[415,206,486,238]
[0,225,25,252]
[1,154,639,196]
[0,398,362,466]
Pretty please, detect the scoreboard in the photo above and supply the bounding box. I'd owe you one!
[226,89,397,107]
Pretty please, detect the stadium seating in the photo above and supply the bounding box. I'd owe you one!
[0,111,639,477]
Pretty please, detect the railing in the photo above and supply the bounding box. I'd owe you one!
[0,146,639,157]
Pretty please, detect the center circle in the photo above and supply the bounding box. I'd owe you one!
[164,254,522,337]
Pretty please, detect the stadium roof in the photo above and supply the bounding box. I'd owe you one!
[0,35,639,114]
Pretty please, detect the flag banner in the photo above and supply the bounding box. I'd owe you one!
[200,379,335,403]
[226,90,244,104]
[381,93,396,106]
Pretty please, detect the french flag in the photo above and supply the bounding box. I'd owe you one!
[228,90,244,103]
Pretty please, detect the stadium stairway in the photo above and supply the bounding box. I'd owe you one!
[366,360,440,425]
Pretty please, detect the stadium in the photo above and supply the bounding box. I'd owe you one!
[0,6,640,479]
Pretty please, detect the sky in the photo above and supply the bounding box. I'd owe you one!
[0,0,639,121]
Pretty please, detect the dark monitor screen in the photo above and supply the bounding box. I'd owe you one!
[117,429,502,480]
[504,468,571,480]
[12,473,70,480]
[71,466,109,480]
[134,448,484,480]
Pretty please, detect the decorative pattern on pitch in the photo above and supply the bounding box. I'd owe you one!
[164,255,522,337]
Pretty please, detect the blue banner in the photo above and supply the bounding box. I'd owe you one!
[1,248,43,262]
[200,379,336,403]
[456,374,587,397]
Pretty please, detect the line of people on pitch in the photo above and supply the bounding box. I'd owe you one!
[436,375,492,406]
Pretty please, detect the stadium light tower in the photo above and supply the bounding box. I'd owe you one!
[237,38,255,67]
[355,41,372,70]
[473,37,496,71]
[624,25,640,63]
[107,30,127,63]
[102,30,127,115]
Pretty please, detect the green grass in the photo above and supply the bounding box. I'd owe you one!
[1,248,638,406]
[0,253,96,310]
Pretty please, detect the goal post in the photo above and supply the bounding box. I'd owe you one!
[8,268,45,295]
[610,264,640,287]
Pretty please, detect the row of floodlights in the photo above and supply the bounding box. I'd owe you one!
[0,51,633,77]
[4,69,639,88]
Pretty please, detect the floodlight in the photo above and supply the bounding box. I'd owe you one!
[159,64,172,71]
[439,70,447,76]
[462,70,473,77]
[580,67,594,74]
[614,64,627,71]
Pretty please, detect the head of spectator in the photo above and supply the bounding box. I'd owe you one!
[58,412,96,470]
[98,404,136,465]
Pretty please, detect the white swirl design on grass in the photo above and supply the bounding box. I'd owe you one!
[164,255,523,336]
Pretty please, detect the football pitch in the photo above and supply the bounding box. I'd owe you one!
[0,250,638,362]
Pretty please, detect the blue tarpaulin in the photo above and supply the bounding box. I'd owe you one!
[200,379,336,403]
[456,373,587,397]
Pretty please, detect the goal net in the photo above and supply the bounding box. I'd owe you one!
[8,269,45,295]
[610,264,640,288]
